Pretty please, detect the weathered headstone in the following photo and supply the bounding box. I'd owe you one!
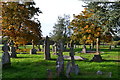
[44,36,51,60]
[10,46,17,58]
[91,55,102,62]
[2,43,11,68]
[69,42,80,75]
[56,41,64,77]
[56,55,64,77]
[30,48,37,54]
[81,45,86,53]
[73,64,80,75]
[66,61,72,78]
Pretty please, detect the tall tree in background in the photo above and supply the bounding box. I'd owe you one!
[1,1,42,48]
[70,8,112,54]
[84,1,120,38]
[50,14,72,47]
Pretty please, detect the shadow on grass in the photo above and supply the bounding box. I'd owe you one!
[50,58,85,62]
[102,59,120,62]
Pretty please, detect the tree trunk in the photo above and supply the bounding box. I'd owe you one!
[30,40,37,54]
[70,41,75,66]
[96,38,99,55]
[90,42,94,49]
[10,41,17,58]
[82,44,86,53]
[32,40,35,49]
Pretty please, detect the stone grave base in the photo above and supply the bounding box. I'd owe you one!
[90,55,103,62]
[64,55,87,60]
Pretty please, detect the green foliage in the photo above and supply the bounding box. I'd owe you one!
[85,2,120,36]
[50,14,72,43]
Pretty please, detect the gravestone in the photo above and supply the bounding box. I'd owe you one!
[10,46,17,58]
[66,61,72,78]
[44,36,51,60]
[68,42,80,76]
[2,43,11,68]
[56,41,64,77]
[91,55,102,62]
[56,55,64,77]
[81,45,86,53]
[8,42,17,58]
[72,64,80,75]
[30,48,37,54]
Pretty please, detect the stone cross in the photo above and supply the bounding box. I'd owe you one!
[44,36,51,60]
[2,43,11,68]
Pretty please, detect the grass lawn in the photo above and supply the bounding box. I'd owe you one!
[1,45,120,80]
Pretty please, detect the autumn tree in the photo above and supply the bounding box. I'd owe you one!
[1,1,42,47]
[1,1,42,56]
[70,7,112,56]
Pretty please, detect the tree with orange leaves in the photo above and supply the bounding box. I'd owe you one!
[1,1,42,56]
[1,1,42,46]
[70,8,112,54]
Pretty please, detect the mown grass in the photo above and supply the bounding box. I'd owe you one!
[1,45,120,80]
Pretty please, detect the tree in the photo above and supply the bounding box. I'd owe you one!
[50,14,72,50]
[84,2,120,38]
[70,8,111,53]
[1,1,42,47]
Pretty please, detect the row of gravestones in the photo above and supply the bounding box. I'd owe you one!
[55,41,80,78]
[2,43,18,68]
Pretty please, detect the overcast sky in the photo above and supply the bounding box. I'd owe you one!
[34,0,85,37]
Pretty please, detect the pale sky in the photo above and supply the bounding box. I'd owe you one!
[34,0,85,37]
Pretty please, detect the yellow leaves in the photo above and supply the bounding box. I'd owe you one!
[84,25,89,29]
